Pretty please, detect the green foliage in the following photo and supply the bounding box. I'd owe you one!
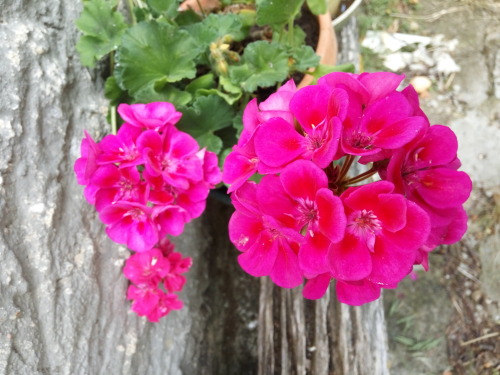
[256,0,304,27]
[177,96,235,153]
[306,0,327,15]
[74,0,339,159]
[75,0,127,67]
[114,21,202,95]
[229,41,289,92]
[146,0,179,18]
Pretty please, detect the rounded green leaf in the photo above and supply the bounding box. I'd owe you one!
[114,21,202,95]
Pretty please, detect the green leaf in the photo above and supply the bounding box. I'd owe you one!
[177,95,235,137]
[197,88,241,105]
[289,45,320,72]
[232,110,244,138]
[146,0,179,18]
[186,13,245,46]
[196,133,223,153]
[310,63,356,84]
[75,0,127,67]
[104,76,128,103]
[114,21,202,95]
[229,41,289,92]
[196,75,242,105]
[272,25,306,46]
[256,0,304,26]
[186,73,215,95]
[306,0,327,15]
[133,84,192,107]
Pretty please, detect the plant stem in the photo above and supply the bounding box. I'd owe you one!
[111,105,117,135]
[288,17,294,46]
[337,154,355,182]
[124,0,137,24]
[343,167,378,185]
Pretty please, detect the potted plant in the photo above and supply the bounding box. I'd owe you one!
[74,0,472,324]
[74,0,348,321]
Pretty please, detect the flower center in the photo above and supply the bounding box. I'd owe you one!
[128,207,146,221]
[350,132,372,149]
[161,157,178,173]
[347,209,382,250]
[306,134,325,151]
[297,198,319,231]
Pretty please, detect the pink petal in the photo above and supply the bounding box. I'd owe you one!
[414,168,472,208]
[367,234,416,285]
[316,188,346,243]
[336,279,381,306]
[303,273,332,300]
[382,200,430,251]
[318,72,370,105]
[329,233,372,281]
[327,88,349,121]
[280,160,328,200]
[290,85,331,132]
[299,233,332,277]
[254,118,305,168]
[310,118,342,168]
[342,181,395,212]
[128,220,158,252]
[230,181,260,217]
[259,79,296,111]
[372,116,426,149]
[228,210,263,251]
[358,72,404,104]
[256,175,298,227]
[238,233,279,277]
[222,150,258,193]
[269,241,303,288]
[375,194,407,232]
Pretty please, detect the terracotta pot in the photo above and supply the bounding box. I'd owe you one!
[298,11,338,88]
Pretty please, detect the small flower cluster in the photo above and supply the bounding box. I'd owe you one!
[124,238,192,322]
[75,102,221,321]
[223,72,472,306]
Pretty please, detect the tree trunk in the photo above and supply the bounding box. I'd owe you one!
[0,2,389,374]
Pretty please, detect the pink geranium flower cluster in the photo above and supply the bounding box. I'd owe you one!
[75,102,222,321]
[223,72,472,306]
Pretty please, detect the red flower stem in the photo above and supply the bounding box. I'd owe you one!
[337,154,355,182]
[343,167,378,185]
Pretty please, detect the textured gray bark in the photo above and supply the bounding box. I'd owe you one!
[0,2,388,374]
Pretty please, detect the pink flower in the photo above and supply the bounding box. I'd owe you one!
[74,131,101,204]
[99,201,188,252]
[118,102,182,132]
[137,127,203,190]
[97,124,143,167]
[385,125,472,248]
[222,134,259,193]
[223,80,297,191]
[163,250,192,293]
[99,201,160,252]
[328,181,431,286]
[90,165,147,211]
[257,160,346,277]
[228,181,304,288]
[123,248,170,286]
[254,85,345,171]
[198,148,222,188]
[127,285,183,322]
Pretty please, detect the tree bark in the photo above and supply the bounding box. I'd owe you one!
[0,2,388,374]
